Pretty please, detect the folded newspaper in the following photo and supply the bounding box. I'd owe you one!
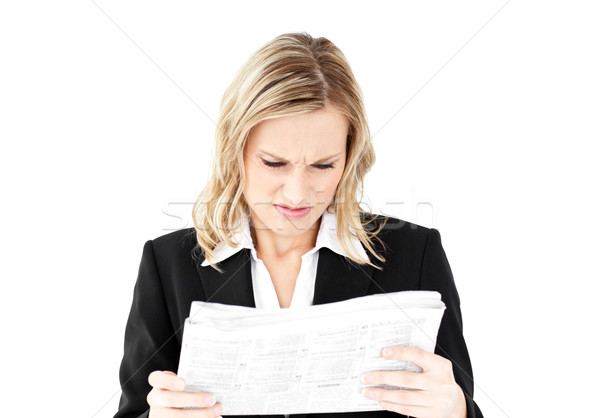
[177,291,446,415]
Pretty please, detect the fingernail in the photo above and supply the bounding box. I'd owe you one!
[205,394,216,406]
[214,404,223,415]
[174,379,184,390]
[382,347,392,357]
[361,373,373,383]
[362,388,375,398]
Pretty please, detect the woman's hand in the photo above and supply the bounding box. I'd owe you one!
[361,346,467,418]
[147,370,223,417]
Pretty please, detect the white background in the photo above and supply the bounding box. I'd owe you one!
[1,1,598,417]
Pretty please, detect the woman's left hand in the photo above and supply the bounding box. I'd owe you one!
[361,345,467,418]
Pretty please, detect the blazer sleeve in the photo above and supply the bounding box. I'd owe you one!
[114,240,182,418]
[419,228,484,418]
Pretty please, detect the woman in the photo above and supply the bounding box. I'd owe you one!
[114,32,483,418]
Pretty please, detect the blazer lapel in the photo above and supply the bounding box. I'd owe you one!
[195,246,375,308]
[195,248,256,308]
[312,246,374,305]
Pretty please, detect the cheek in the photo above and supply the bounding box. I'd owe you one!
[325,170,344,193]
[244,166,279,199]
[243,161,260,202]
[314,173,343,203]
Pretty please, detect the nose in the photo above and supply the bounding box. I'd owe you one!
[281,164,313,207]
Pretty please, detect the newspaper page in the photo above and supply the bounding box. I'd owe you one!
[177,291,446,415]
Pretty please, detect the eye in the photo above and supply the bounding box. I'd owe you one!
[260,158,335,170]
[261,159,285,168]
[313,164,335,170]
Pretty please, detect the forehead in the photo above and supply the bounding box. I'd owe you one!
[246,106,349,156]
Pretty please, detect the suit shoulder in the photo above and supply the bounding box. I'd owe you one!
[147,227,198,259]
[359,211,435,250]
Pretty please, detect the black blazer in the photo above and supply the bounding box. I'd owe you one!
[114,213,483,418]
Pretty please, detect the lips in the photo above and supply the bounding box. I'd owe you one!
[275,204,311,210]
[274,204,312,219]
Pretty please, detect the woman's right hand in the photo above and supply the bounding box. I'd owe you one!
[147,370,223,417]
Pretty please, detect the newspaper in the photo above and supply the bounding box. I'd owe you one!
[176,291,446,415]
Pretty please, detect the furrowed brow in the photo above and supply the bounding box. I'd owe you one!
[258,150,342,164]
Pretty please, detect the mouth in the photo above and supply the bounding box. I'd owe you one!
[273,204,312,219]
[275,203,311,210]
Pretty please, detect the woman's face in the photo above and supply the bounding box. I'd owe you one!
[242,104,348,238]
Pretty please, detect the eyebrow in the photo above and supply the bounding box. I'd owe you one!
[257,150,343,164]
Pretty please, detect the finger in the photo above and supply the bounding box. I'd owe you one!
[361,369,429,390]
[148,370,186,391]
[381,345,445,373]
[362,387,432,408]
[148,388,217,409]
[150,404,223,417]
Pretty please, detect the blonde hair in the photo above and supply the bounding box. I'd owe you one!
[191,32,388,272]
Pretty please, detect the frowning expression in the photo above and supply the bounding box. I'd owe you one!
[242,104,349,237]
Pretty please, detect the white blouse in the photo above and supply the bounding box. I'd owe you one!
[201,209,369,310]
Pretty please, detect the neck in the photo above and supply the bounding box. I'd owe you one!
[250,216,322,260]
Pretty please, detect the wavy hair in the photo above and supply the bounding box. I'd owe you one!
[191,32,388,272]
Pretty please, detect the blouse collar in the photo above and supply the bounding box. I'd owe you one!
[200,209,368,267]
